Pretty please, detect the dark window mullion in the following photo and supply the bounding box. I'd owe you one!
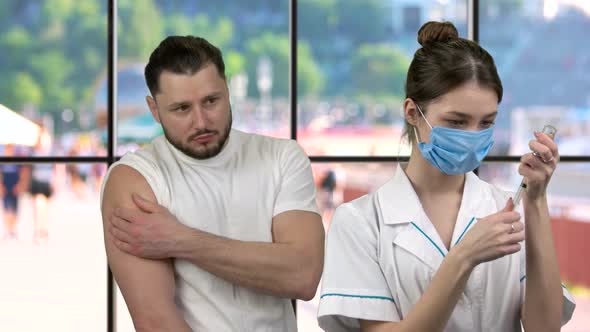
[107,0,116,331]
[0,157,110,163]
[308,156,590,163]
[290,0,298,141]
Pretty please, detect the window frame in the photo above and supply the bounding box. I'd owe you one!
[0,1,588,331]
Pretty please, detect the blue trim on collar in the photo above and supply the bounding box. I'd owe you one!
[320,293,395,303]
[410,222,446,257]
[454,217,476,246]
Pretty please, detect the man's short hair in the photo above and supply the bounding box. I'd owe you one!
[144,36,226,96]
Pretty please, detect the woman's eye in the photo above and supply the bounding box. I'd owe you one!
[446,119,465,126]
[205,98,217,105]
[482,121,495,127]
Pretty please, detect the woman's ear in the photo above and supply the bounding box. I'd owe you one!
[403,98,419,126]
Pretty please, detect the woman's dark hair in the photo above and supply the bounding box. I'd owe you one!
[404,21,503,144]
[145,35,226,96]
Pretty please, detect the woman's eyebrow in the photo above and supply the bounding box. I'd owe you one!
[445,110,498,118]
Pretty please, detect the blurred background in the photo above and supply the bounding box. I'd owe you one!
[0,0,589,331]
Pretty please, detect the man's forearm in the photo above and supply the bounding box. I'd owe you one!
[522,196,563,331]
[172,228,320,300]
[133,309,192,332]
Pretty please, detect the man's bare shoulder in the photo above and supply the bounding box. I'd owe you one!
[101,164,155,212]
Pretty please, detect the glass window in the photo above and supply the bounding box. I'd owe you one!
[297,0,468,156]
[0,163,107,331]
[480,1,590,156]
[114,0,290,155]
[478,162,590,332]
[0,1,107,157]
[297,162,396,331]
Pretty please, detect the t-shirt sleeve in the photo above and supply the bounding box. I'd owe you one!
[100,151,168,207]
[273,140,320,216]
[318,204,399,332]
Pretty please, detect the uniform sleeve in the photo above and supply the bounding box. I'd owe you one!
[519,239,576,326]
[273,140,320,216]
[318,205,399,332]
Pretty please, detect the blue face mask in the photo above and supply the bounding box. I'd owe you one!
[414,104,494,175]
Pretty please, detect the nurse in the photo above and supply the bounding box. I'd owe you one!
[317,21,575,332]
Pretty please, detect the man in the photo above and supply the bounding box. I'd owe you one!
[100,36,324,331]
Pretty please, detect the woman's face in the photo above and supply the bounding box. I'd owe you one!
[411,80,499,143]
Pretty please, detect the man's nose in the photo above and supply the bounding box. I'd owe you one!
[191,108,206,129]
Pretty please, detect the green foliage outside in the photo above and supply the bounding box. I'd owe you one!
[0,0,414,129]
[351,44,410,100]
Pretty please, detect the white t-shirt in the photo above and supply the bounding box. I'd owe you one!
[102,129,319,331]
[318,165,575,332]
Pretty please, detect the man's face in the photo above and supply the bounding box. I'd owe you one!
[147,64,232,160]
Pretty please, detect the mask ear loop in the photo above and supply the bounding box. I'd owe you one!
[413,103,433,145]
[413,125,422,145]
[415,103,433,129]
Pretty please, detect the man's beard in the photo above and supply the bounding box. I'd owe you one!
[163,108,232,160]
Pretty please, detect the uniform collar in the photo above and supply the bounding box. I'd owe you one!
[377,165,494,268]
[377,164,490,226]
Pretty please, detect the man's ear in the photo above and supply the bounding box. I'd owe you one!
[146,95,161,124]
[403,98,419,127]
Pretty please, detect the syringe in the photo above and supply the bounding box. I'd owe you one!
[512,124,558,207]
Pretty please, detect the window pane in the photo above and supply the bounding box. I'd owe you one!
[298,162,396,331]
[115,0,290,155]
[297,1,468,156]
[0,163,107,331]
[480,1,590,156]
[478,162,590,331]
[0,1,107,157]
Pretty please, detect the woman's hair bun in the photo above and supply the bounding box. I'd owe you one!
[417,21,459,46]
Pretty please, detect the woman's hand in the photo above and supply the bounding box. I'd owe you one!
[520,131,559,201]
[454,199,524,268]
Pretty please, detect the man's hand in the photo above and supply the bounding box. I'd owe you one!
[109,193,189,259]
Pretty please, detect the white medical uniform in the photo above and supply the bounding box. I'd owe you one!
[318,165,575,332]
[101,129,319,331]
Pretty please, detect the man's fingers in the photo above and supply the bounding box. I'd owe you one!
[110,214,131,231]
[114,207,142,223]
[110,224,135,244]
[114,239,135,255]
[132,193,160,213]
